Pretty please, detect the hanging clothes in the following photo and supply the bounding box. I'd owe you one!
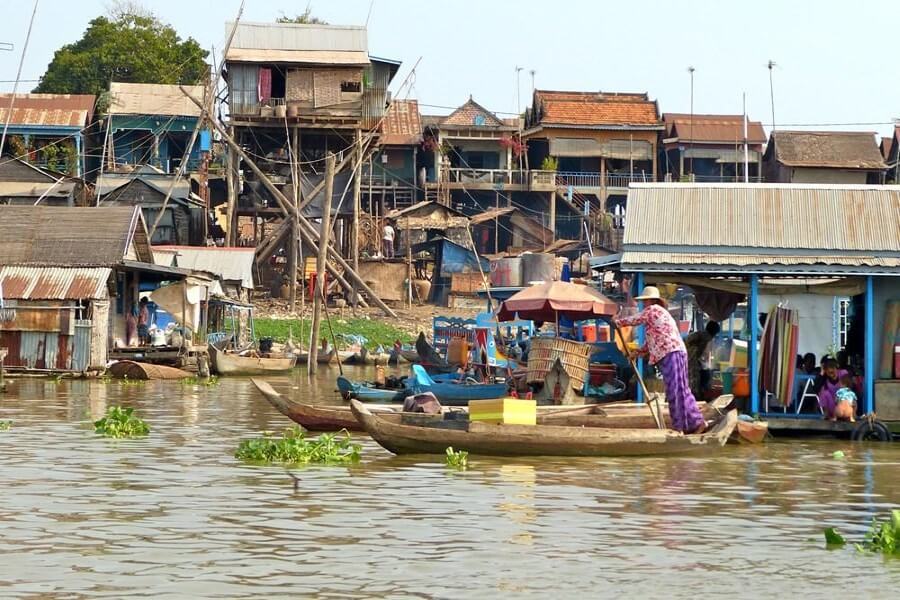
[258,67,273,104]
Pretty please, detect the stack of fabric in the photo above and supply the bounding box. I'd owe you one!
[758,305,800,407]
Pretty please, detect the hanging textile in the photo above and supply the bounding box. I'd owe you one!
[692,286,745,322]
[258,67,272,104]
[757,305,799,407]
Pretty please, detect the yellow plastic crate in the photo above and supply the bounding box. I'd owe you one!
[468,398,536,426]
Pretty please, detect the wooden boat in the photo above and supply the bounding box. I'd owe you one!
[351,399,739,457]
[254,379,401,431]
[732,419,769,444]
[209,343,295,376]
[293,348,336,365]
[540,395,735,428]
[399,349,420,363]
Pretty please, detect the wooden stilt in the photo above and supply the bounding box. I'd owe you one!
[352,130,362,307]
[309,153,335,374]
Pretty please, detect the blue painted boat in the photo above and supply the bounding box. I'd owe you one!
[407,365,508,404]
[336,376,407,403]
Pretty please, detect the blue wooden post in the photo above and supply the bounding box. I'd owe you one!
[749,274,760,414]
[635,272,645,404]
[864,275,874,414]
[75,135,82,177]
[729,314,735,340]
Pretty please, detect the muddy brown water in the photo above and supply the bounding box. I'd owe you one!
[1,368,899,599]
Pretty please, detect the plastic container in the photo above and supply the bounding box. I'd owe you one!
[469,398,536,425]
[580,323,598,343]
[732,371,749,397]
[490,257,523,287]
[521,253,557,283]
[721,371,734,394]
[589,364,617,386]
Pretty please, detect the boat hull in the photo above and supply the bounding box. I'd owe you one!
[352,400,738,457]
[209,344,295,376]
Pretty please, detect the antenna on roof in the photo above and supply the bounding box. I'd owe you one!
[767,60,777,133]
[687,66,695,179]
[0,42,13,51]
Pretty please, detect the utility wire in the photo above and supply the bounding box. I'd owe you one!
[0,0,39,162]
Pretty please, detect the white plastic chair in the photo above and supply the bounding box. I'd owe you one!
[795,378,823,415]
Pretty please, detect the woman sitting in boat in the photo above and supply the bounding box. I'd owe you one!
[614,286,706,435]
[814,357,848,420]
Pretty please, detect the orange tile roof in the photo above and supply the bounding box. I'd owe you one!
[663,113,767,144]
[441,97,506,128]
[381,99,422,145]
[533,90,660,128]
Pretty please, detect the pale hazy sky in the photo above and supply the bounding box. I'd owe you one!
[3,0,899,137]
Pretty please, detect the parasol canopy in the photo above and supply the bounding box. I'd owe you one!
[496,281,618,323]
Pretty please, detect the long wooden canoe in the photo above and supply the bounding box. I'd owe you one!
[209,343,295,376]
[351,399,738,457]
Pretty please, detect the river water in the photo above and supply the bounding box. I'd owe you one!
[1,370,899,599]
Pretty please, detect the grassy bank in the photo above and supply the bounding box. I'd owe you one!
[254,317,413,348]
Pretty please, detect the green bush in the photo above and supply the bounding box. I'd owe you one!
[254,317,410,348]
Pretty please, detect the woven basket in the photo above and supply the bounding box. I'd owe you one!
[526,337,591,389]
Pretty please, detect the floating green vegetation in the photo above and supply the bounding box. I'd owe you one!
[254,317,410,348]
[445,446,468,469]
[235,428,361,465]
[118,376,146,386]
[181,375,220,386]
[825,510,900,556]
[0,420,11,431]
[94,406,150,438]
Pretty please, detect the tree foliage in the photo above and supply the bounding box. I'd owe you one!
[276,7,328,24]
[34,10,208,98]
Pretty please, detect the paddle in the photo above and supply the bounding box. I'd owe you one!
[612,321,665,430]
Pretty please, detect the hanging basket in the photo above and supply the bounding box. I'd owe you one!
[526,337,591,390]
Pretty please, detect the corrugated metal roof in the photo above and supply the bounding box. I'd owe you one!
[153,246,255,289]
[621,184,900,273]
[108,82,204,117]
[770,131,887,169]
[225,48,369,65]
[381,99,422,145]
[0,205,152,266]
[0,93,95,127]
[0,266,111,299]
[663,113,767,145]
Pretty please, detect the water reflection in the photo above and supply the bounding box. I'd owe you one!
[0,370,898,598]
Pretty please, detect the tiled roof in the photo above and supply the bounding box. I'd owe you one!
[663,113,767,144]
[532,90,661,128]
[770,131,887,169]
[0,93,95,128]
[381,99,422,145]
[441,98,506,128]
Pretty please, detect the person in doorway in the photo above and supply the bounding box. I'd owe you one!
[137,297,151,345]
[615,286,706,434]
[125,304,139,347]
[801,352,819,376]
[814,357,847,420]
[382,220,395,259]
[685,320,720,401]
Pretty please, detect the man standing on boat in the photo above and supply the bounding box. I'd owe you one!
[615,286,706,434]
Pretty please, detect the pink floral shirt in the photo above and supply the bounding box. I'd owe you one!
[617,304,686,365]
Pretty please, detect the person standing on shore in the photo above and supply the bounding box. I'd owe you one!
[382,220,395,259]
[615,286,706,434]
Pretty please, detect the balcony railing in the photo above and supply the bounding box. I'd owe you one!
[555,172,656,188]
[679,174,765,183]
[440,168,556,188]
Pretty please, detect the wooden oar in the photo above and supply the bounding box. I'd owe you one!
[613,322,665,430]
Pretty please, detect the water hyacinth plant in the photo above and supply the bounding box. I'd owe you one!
[180,376,220,386]
[235,427,361,465]
[94,406,150,438]
[0,420,11,431]
[445,446,468,469]
[824,510,900,556]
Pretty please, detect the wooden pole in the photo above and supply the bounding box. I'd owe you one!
[548,191,556,242]
[351,130,362,307]
[225,127,236,246]
[308,153,335,374]
[289,126,300,313]
[406,215,412,308]
[494,190,500,254]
